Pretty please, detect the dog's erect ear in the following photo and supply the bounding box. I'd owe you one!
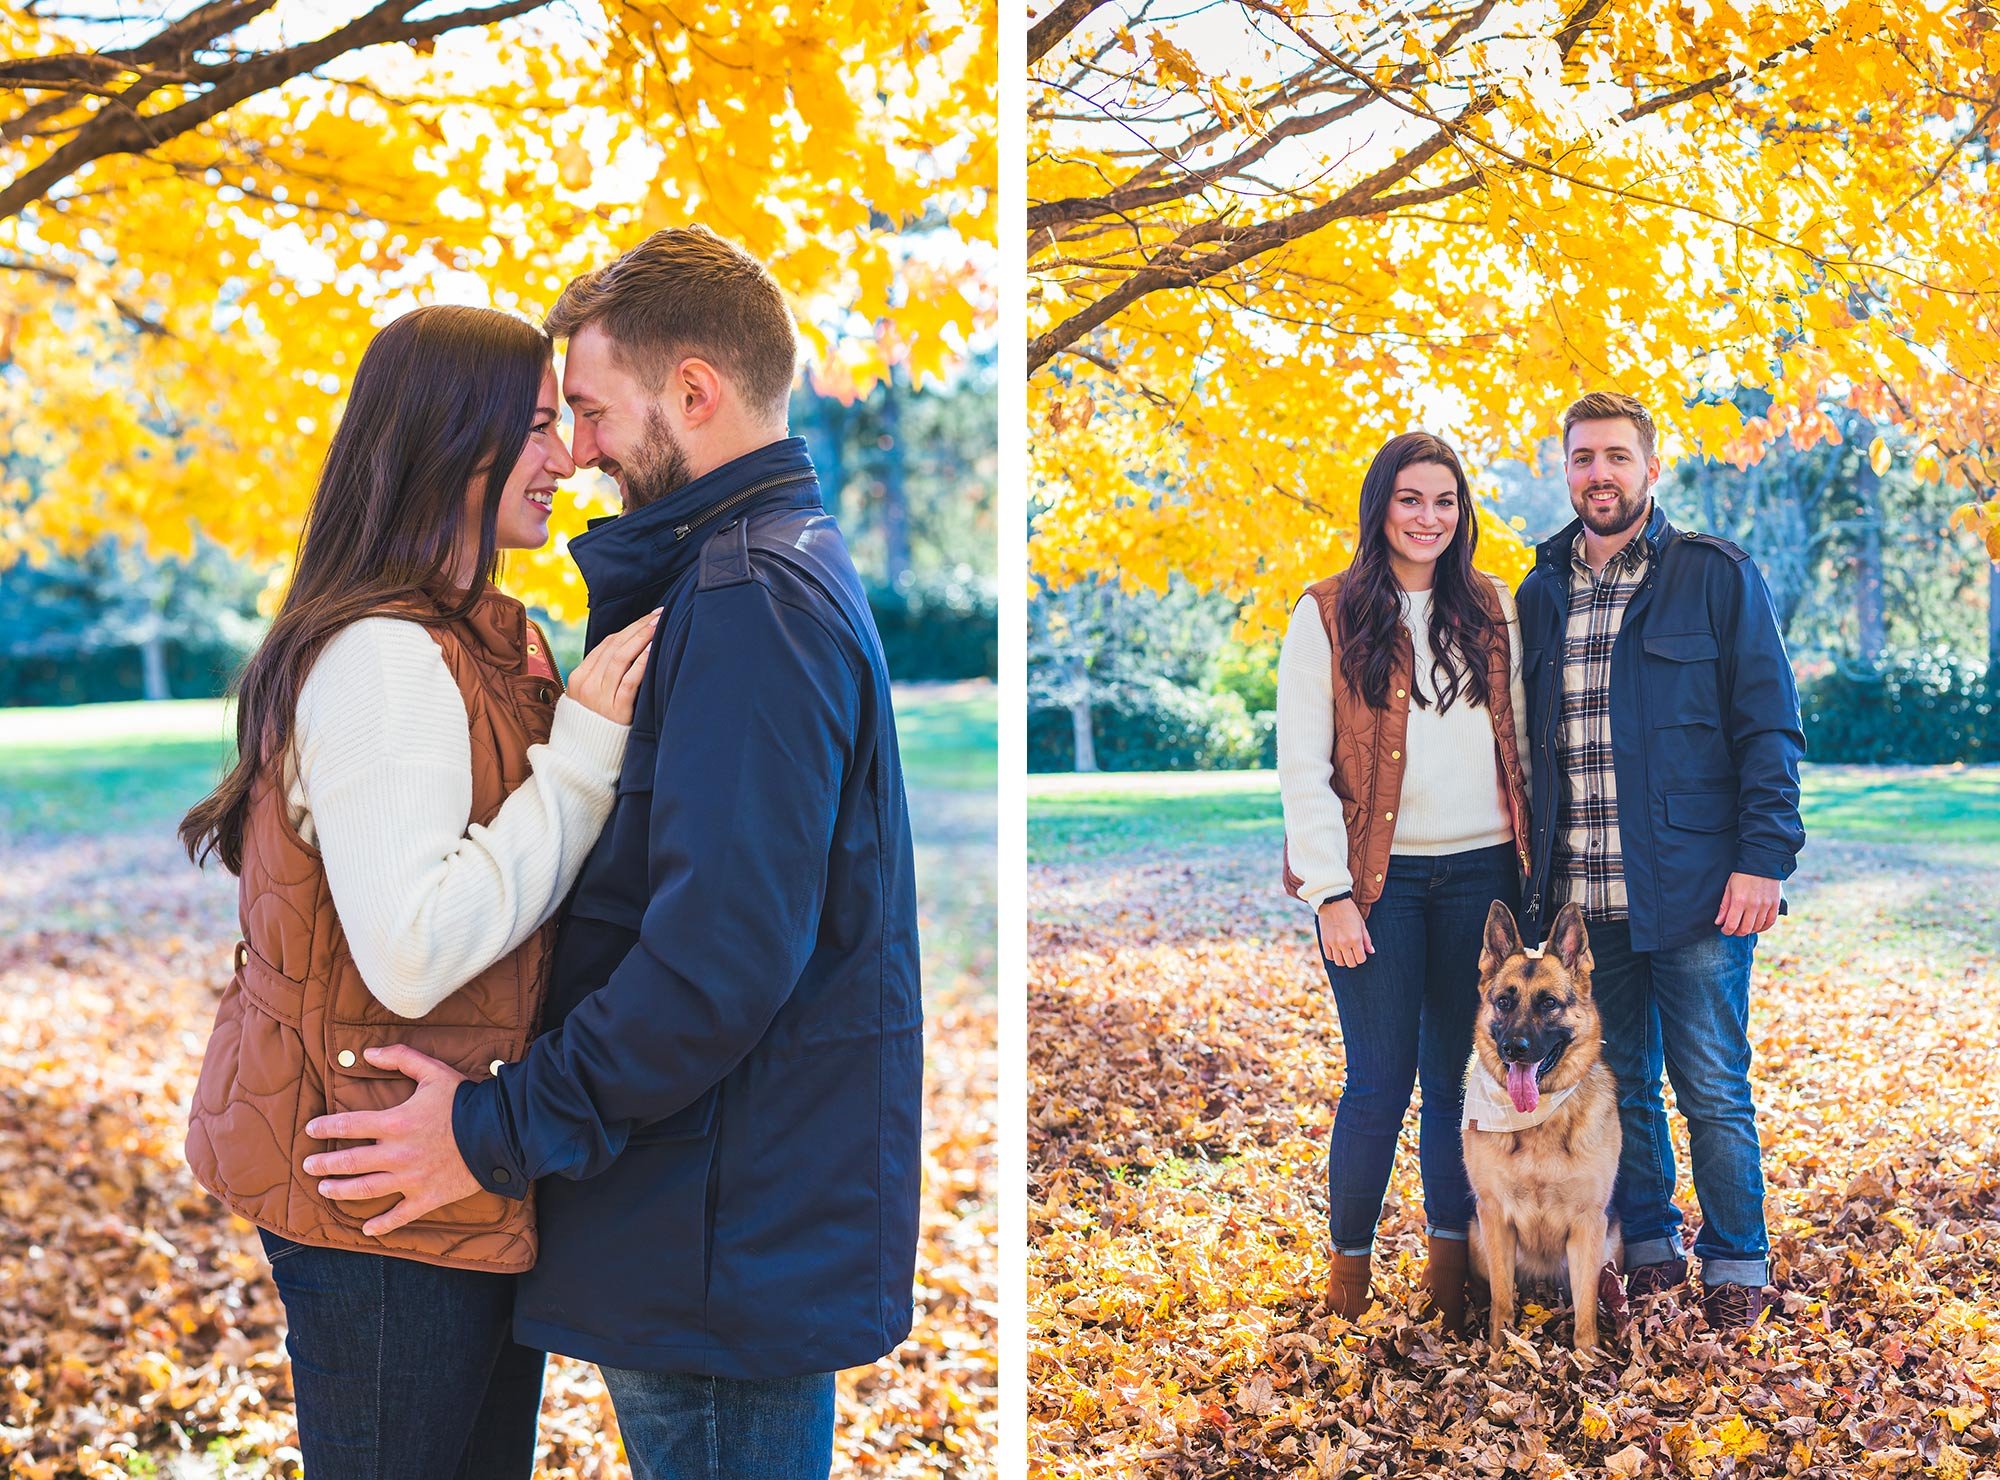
[1481,899,1524,975]
[1547,902,1594,981]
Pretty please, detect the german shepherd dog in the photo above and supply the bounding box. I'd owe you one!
[1465,900,1626,1352]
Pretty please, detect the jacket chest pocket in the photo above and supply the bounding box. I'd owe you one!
[1641,632,1720,726]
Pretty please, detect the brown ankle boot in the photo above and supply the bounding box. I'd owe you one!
[1326,1252,1372,1319]
[1422,1236,1470,1332]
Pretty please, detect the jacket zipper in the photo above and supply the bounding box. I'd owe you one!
[672,472,817,542]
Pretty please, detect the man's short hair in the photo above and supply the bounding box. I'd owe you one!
[545,226,799,418]
[1561,391,1657,462]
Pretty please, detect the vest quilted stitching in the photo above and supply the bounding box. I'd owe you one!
[184,590,562,1272]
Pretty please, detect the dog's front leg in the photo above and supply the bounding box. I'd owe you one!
[1485,1216,1517,1357]
[1567,1215,1608,1352]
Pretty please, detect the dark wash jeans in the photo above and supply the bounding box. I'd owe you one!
[599,1366,837,1480]
[258,1230,544,1479]
[1316,842,1520,1255]
[1585,917,1771,1286]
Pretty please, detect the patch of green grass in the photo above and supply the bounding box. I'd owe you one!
[0,686,996,844]
[1030,762,2000,863]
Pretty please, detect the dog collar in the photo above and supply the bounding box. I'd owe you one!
[1461,1051,1581,1132]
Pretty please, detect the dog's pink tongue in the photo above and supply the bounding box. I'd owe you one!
[1507,1062,1540,1114]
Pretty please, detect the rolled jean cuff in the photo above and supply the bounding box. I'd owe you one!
[1700,1257,1769,1288]
[1425,1226,1468,1242]
[1624,1234,1686,1269]
[1332,1239,1374,1258]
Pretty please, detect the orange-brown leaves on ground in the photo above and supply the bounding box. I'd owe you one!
[1028,807,2000,1477]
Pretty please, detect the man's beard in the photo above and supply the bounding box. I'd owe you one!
[1576,481,1651,538]
[619,406,694,510]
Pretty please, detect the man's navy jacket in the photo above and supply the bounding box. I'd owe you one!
[1516,501,1806,954]
[452,438,923,1377]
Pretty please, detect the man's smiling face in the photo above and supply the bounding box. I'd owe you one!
[561,322,692,510]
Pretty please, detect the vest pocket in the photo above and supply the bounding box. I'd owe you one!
[317,1023,518,1232]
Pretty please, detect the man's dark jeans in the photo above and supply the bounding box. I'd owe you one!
[1316,842,1520,1255]
[599,1366,837,1480]
[1586,918,1771,1286]
[259,1230,544,1479]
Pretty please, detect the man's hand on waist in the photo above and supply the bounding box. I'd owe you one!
[302,1044,482,1237]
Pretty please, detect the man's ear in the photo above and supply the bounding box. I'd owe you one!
[675,356,726,428]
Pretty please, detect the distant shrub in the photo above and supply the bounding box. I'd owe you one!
[1798,656,1996,763]
[1029,684,1266,772]
[869,571,997,682]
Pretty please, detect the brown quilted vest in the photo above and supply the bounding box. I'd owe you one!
[1282,573,1531,915]
[184,589,563,1273]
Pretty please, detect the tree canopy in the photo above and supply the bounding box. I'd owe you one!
[1,0,995,617]
[1027,0,2000,619]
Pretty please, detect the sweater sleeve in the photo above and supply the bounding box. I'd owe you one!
[1275,596,1352,908]
[292,617,630,1019]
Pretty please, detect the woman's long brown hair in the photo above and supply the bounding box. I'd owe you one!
[1335,431,1497,713]
[180,305,551,873]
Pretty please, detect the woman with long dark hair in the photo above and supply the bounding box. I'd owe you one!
[1276,431,1532,1332]
[180,305,657,1475]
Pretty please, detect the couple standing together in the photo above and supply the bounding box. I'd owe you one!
[178,228,923,1478]
[1277,392,1807,1334]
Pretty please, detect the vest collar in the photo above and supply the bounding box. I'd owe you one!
[409,582,536,671]
[569,437,823,604]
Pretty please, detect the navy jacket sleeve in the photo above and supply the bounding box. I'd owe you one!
[453,576,860,1189]
[1718,555,1806,880]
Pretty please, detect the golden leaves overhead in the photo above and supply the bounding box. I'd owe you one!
[0,0,995,616]
[1029,0,2000,625]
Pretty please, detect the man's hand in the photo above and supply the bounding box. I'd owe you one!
[1715,872,1781,937]
[302,1045,482,1237]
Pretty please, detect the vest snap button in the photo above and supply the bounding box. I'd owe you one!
[489,1059,505,1077]
[527,643,539,655]
[1384,810,1394,821]
[1375,873,1384,882]
[1396,687,1406,698]
[337,1050,356,1068]
[1390,750,1401,760]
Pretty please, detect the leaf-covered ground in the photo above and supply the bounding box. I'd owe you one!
[1030,767,2000,1479]
[0,687,996,1478]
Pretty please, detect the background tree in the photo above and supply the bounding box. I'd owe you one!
[1027,0,2000,617]
[1,0,996,615]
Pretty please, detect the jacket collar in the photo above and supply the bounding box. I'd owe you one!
[1535,497,1676,574]
[568,437,822,604]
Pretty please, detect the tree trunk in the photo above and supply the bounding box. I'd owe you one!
[1852,453,1885,667]
[139,633,171,701]
[1069,694,1097,773]
[1989,562,1999,684]
[879,372,911,586]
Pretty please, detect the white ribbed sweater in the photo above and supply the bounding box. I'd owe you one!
[282,617,628,1020]
[1276,580,1530,909]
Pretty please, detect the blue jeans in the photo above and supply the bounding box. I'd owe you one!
[258,1230,544,1479]
[599,1367,837,1480]
[1586,918,1770,1286]
[1317,842,1520,1255]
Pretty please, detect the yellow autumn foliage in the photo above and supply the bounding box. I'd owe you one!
[1029,0,2000,628]
[1,0,995,618]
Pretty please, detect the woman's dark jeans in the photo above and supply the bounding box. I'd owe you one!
[259,1229,545,1479]
[1316,842,1520,1255]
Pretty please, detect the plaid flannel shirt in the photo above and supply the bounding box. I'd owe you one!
[1551,524,1655,920]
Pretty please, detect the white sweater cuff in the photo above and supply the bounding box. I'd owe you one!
[546,695,631,783]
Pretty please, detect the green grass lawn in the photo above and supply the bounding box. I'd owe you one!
[1029,763,2000,862]
[0,684,995,844]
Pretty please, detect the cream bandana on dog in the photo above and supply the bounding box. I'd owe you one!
[1461,1050,1579,1133]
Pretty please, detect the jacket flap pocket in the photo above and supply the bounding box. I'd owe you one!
[1664,789,1737,833]
[615,728,659,796]
[1643,632,1719,662]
